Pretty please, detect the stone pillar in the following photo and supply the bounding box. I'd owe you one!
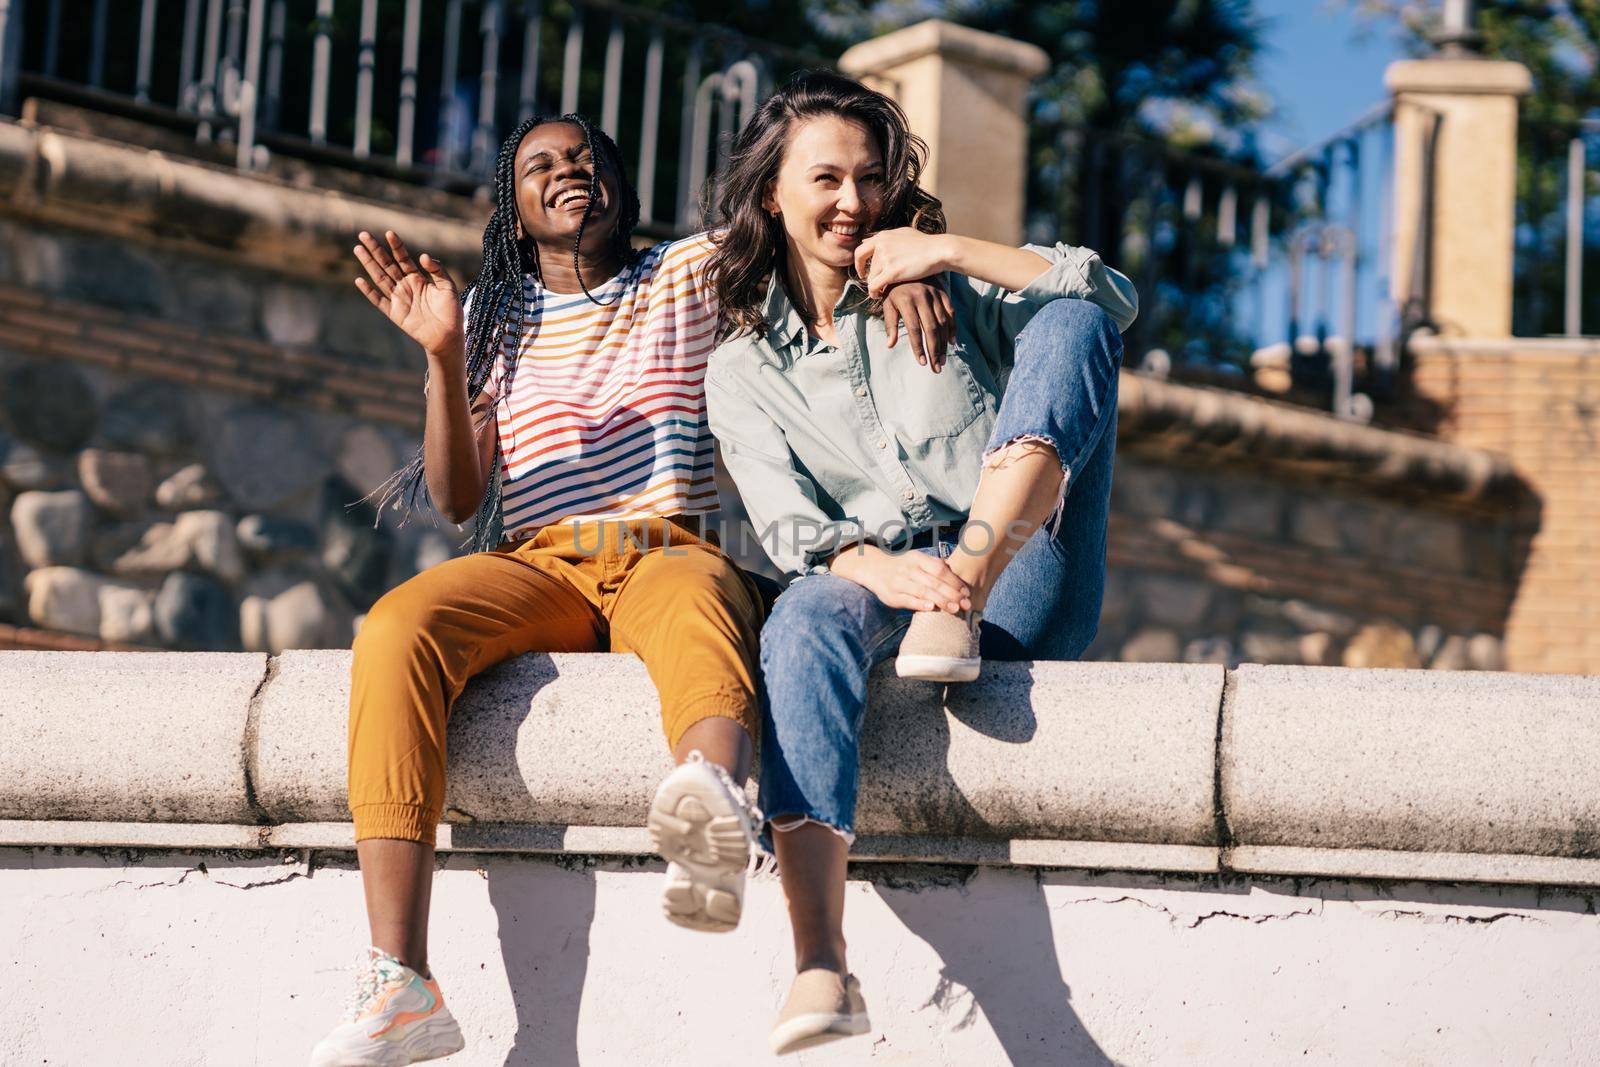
[1386,58,1531,338]
[1389,55,1599,674]
[839,20,1048,246]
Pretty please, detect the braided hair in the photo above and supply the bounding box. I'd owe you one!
[372,113,642,551]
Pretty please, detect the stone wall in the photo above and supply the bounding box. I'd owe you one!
[1093,456,1517,672]
[0,264,447,652]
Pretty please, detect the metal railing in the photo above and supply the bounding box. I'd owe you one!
[1515,117,1598,339]
[1032,102,1412,422]
[0,0,831,234]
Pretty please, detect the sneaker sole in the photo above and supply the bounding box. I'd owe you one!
[895,654,981,682]
[648,773,752,933]
[769,1011,872,1056]
[401,1012,465,1064]
[308,1011,465,1067]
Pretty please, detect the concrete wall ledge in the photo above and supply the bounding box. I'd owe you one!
[0,120,485,279]
[3,651,1596,887]
[1117,373,1523,506]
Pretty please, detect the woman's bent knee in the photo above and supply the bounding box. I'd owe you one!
[1024,297,1120,342]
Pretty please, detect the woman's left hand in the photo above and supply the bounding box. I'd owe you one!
[881,280,955,372]
[855,228,951,300]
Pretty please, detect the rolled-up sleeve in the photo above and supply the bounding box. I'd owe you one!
[952,242,1139,381]
[705,366,865,577]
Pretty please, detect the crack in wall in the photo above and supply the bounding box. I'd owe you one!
[101,859,308,892]
[240,655,280,827]
[105,867,205,891]
[1371,908,1549,926]
[1049,893,1556,929]
[1213,666,1237,854]
[1053,893,1327,927]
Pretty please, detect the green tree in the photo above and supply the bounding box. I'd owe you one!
[1346,0,1598,122]
[804,0,1268,134]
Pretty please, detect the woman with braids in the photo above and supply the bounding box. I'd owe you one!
[308,113,954,1066]
[701,72,1137,1055]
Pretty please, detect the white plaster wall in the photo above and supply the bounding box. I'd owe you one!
[4,849,1597,1066]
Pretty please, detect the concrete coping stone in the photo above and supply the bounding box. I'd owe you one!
[0,820,1220,874]
[839,19,1051,79]
[1223,665,1600,862]
[252,651,1222,847]
[1384,58,1534,97]
[0,121,486,280]
[4,651,1599,886]
[0,651,266,825]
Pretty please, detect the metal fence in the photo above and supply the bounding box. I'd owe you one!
[1515,117,1598,339]
[0,0,830,235]
[1031,102,1417,423]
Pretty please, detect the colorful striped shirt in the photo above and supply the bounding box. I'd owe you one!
[482,232,720,535]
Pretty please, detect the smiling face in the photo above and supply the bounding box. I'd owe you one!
[764,114,886,274]
[512,120,621,256]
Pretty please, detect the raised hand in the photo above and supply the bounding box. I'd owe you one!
[353,230,464,368]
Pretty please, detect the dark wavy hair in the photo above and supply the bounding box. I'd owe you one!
[706,70,945,343]
[372,113,641,550]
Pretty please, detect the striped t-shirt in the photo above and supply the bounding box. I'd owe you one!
[482,232,720,535]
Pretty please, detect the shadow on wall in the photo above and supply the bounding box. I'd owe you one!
[484,859,597,1067]
[873,866,1117,1066]
[446,656,598,1067]
[857,667,1116,1066]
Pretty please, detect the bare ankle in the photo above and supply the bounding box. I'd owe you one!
[945,556,991,612]
[796,955,847,975]
[795,939,848,974]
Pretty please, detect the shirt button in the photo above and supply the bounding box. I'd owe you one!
[856,387,868,397]
[900,489,916,503]
[877,439,889,450]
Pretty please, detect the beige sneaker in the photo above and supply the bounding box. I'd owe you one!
[648,751,759,933]
[895,609,982,682]
[770,968,871,1055]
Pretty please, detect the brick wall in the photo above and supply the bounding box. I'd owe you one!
[1408,337,1600,674]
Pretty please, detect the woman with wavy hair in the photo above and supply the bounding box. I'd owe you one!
[703,71,1138,1055]
[309,110,954,1066]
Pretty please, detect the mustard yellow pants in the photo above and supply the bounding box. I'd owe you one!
[347,517,764,845]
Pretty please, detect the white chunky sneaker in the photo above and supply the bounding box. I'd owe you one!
[308,948,465,1066]
[649,750,760,933]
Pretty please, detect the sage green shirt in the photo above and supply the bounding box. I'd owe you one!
[705,242,1138,577]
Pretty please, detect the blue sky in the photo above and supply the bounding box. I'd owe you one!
[1253,0,1408,162]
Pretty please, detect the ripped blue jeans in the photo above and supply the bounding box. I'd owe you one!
[757,299,1123,844]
